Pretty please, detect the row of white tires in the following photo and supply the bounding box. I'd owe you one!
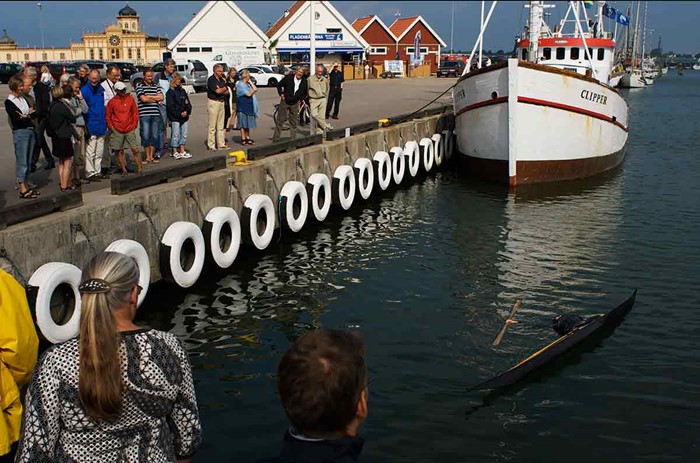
[27,130,454,344]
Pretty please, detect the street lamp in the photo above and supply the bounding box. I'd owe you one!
[37,2,45,51]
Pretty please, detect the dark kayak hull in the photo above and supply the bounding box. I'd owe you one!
[468,290,637,391]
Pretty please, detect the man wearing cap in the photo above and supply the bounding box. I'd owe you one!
[106,81,141,175]
[325,62,344,120]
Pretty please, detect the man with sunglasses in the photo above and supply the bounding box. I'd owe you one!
[260,329,368,462]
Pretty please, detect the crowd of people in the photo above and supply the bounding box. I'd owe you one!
[0,252,368,462]
[4,61,194,199]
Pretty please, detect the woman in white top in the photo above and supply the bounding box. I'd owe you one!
[4,74,38,199]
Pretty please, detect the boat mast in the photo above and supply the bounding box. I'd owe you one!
[632,1,641,66]
[641,0,648,63]
[527,1,543,62]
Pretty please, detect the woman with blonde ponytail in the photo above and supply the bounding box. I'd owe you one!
[16,252,202,462]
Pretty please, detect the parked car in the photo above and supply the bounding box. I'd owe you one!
[130,60,208,90]
[108,61,138,81]
[0,63,23,83]
[75,60,108,79]
[238,65,285,86]
[48,62,79,81]
[437,60,465,78]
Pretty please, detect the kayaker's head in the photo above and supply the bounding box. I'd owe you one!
[277,329,368,439]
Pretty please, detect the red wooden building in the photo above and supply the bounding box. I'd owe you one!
[389,16,446,73]
[351,15,397,65]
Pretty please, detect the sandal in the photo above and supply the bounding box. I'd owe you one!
[19,189,38,199]
[247,139,256,145]
[219,145,231,150]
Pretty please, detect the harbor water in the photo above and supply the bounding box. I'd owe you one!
[139,71,699,461]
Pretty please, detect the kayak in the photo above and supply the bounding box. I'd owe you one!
[468,290,637,391]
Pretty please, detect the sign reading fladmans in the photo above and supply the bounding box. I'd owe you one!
[289,33,343,41]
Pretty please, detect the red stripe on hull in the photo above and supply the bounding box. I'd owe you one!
[517,96,628,132]
[462,149,626,186]
[455,96,508,116]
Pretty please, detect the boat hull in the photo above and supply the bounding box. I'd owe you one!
[620,71,646,88]
[453,59,629,186]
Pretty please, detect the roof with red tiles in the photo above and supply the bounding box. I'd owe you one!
[266,0,304,38]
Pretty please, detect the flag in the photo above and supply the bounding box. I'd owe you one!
[603,4,617,19]
[583,0,594,9]
[616,11,630,25]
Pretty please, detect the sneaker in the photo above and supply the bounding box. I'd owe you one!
[173,152,185,160]
[326,124,334,131]
[181,151,192,159]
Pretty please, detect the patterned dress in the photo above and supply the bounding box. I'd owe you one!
[15,329,202,462]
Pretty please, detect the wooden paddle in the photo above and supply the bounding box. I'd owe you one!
[492,299,522,347]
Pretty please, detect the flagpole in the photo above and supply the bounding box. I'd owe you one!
[310,0,316,134]
[450,0,455,54]
[479,1,484,68]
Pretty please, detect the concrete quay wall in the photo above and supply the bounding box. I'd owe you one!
[0,115,448,285]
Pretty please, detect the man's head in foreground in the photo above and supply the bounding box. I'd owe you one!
[277,329,368,439]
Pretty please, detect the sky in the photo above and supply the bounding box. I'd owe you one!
[2,1,699,55]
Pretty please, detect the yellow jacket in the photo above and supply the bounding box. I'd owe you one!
[0,269,38,456]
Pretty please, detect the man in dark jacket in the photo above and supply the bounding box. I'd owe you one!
[258,330,368,463]
[25,67,54,171]
[325,62,344,120]
[273,67,307,142]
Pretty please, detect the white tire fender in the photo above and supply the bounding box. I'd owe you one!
[203,207,241,268]
[332,165,356,210]
[241,194,275,250]
[442,129,454,160]
[306,173,332,222]
[372,151,392,191]
[431,133,443,167]
[28,262,82,344]
[280,181,308,233]
[353,158,374,200]
[419,137,435,172]
[404,141,420,177]
[105,239,150,307]
[160,222,206,288]
[389,147,405,185]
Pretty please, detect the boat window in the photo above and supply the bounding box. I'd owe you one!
[521,49,528,60]
[570,47,580,60]
[597,48,605,60]
[542,48,551,60]
[587,47,594,59]
[556,47,565,60]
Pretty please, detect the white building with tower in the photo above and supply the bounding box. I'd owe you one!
[168,1,269,71]
[266,1,370,65]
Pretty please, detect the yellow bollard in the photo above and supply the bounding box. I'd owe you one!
[228,150,251,166]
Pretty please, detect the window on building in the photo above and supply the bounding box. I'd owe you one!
[176,47,187,52]
[60,52,65,60]
[6,53,12,61]
[542,47,551,60]
[99,49,103,60]
[189,47,200,52]
[128,48,132,59]
[570,47,580,60]
[124,22,129,30]
[370,47,387,54]
[42,52,47,60]
[556,47,565,60]
[202,47,213,52]
[111,49,120,59]
[137,49,141,59]
[326,28,341,33]
[406,47,429,54]
[132,22,136,29]
[90,48,95,59]
[597,48,604,60]
[24,53,29,60]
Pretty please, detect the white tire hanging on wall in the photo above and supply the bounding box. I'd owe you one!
[404,141,420,177]
[419,137,435,172]
[389,147,405,185]
[353,158,374,200]
[373,151,392,191]
[105,239,150,307]
[432,133,443,167]
[280,181,308,232]
[28,262,82,344]
[203,207,241,269]
[241,194,275,250]
[332,165,356,211]
[442,129,455,161]
[160,221,206,288]
[306,173,332,222]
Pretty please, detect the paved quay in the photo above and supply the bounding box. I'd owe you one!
[0,77,454,211]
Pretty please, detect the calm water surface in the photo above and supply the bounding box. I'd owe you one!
[140,71,700,461]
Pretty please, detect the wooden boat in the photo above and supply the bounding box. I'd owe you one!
[468,290,637,391]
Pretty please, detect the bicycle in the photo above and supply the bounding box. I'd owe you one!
[273,100,311,130]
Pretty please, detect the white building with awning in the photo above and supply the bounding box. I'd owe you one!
[168,1,269,72]
[266,1,370,65]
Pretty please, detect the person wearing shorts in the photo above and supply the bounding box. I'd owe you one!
[106,82,141,175]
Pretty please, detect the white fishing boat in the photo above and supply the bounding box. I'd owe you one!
[660,66,668,75]
[693,60,700,71]
[453,1,629,186]
[620,68,646,87]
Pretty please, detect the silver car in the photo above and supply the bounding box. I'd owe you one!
[130,60,208,90]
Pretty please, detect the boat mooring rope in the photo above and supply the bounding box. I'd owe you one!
[387,81,458,127]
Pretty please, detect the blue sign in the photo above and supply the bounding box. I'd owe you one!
[289,33,343,41]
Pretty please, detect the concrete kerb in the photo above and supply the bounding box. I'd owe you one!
[0,115,444,284]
